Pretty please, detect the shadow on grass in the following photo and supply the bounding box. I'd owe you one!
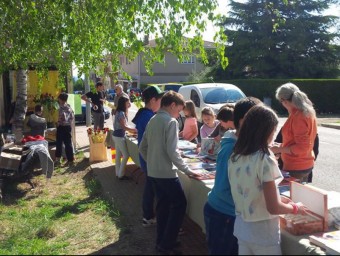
[1,169,43,205]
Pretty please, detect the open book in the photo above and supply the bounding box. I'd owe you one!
[309,230,340,255]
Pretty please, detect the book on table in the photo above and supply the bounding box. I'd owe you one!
[309,230,340,255]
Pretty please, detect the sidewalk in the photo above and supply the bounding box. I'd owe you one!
[75,124,208,255]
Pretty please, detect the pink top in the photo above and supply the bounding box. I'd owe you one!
[182,117,198,141]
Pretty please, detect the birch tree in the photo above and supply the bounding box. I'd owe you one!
[0,0,227,140]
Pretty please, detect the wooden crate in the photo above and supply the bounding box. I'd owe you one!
[280,182,328,236]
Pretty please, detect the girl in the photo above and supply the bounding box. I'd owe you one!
[112,96,137,180]
[200,107,219,140]
[228,105,308,255]
[179,100,198,143]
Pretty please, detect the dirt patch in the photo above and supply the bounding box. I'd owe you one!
[90,163,208,255]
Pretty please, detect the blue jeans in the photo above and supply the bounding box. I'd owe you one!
[204,202,238,255]
[150,177,187,250]
[143,175,155,220]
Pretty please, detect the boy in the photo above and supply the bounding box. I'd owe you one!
[139,91,199,254]
[132,86,164,227]
[27,104,47,136]
[55,92,75,166]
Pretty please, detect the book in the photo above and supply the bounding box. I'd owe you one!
[309,230,340,255]
[178,140,197,150]
[199,138,220,160]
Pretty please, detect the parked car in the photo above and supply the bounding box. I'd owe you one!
[75,101,111,123]
[106,89,116,100]
[148,83,183,93]
[178,83,246,120]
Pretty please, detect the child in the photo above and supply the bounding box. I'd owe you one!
[209,105,235,142]
[200,107,219,140]
[132,85,164,227]
[139,91,200,254]
[228,105,308,255]
[112,96,137,180]
[55,92,75,166]
[27,104,47,136]
[179,100,198,143]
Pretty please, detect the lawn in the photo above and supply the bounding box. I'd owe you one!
[0,153,121,255]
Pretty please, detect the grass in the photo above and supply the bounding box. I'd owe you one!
[0,153,121,255]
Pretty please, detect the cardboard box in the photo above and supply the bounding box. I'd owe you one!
[89,135,108,163]
[280,182,328,236]
[45,128,57,142]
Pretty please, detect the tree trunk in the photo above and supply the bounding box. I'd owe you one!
[12,69,27,143]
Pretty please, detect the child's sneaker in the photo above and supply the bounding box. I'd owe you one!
[142,218,156,227]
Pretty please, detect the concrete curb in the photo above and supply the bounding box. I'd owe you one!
[321,123,340,130]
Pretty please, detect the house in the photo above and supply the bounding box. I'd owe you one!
[119,38,216,87]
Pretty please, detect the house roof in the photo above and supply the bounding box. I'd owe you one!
[146,37,216,49]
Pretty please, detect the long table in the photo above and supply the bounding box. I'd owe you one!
[125,137,327,255]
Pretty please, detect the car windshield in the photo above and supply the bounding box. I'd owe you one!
[164,85,182,92]
[201,87,245,104]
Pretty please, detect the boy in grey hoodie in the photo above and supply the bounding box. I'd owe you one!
[139,91,199,254]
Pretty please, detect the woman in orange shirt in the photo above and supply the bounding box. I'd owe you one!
[271,83,317,182]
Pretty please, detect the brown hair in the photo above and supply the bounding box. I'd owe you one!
[184,100,197,118]
[161,91,185,107]
[216,106,234,122]
[231,105,278,161]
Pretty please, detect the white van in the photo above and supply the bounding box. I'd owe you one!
[178,83,246,120]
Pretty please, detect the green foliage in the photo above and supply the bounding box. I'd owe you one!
[73,78,85,92]
[213,0,340,79]
[0,0,228,78]
[225,79,340,114]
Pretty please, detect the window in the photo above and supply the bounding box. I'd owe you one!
[181,55,195,64]
[190,89,200,107]
[119,56,124,65]
[126,57,131,65]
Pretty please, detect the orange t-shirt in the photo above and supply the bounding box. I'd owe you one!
[281,109,317,171]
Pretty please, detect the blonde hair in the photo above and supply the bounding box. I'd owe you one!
[276,82,315,117]
[184,100,197,118]
[201,107,215,118]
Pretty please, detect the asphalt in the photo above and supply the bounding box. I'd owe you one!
[75,124,208,255]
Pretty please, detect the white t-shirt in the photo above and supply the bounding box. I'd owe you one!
[228,150,283,222]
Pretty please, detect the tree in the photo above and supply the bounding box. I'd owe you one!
[73,78,84,92]
[0,0,227,139]
[212,0,340,79]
